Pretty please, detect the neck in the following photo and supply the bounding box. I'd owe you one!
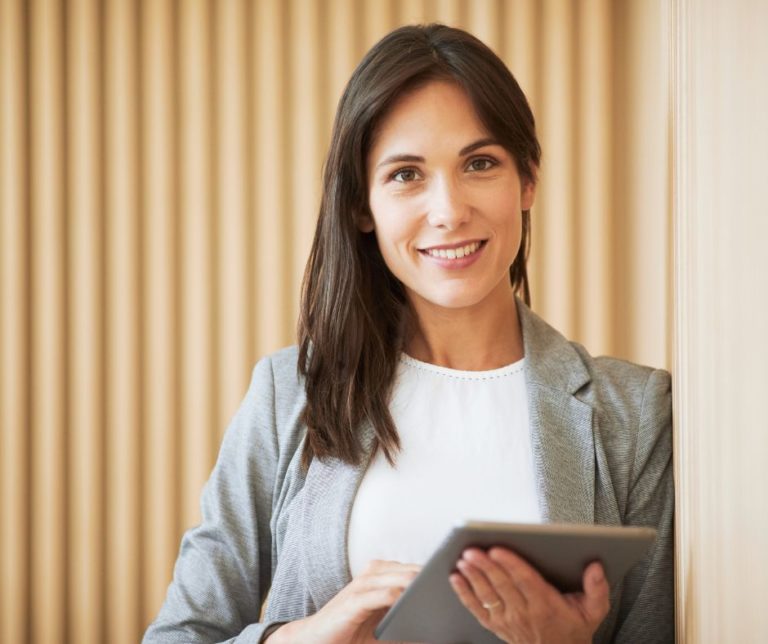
[404,282,524,371]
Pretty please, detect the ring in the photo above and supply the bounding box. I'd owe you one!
[482,600,502,610]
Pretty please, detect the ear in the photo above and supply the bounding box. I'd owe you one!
[521,180,536,211]
[356,211,375,233]
[521,164,538,211]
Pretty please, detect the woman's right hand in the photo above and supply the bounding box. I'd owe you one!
[265,559,422,644]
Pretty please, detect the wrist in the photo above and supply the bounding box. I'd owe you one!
[263,618,305,644]
[262,622,287,643]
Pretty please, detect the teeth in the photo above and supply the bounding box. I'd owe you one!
[425,241,481,259]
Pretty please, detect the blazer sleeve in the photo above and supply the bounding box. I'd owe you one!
[143,356,286,643]
[612,368,674,643]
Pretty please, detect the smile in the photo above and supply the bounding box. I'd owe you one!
[420,240,485,260]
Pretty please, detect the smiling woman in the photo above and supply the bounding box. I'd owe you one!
[144,23,673,644]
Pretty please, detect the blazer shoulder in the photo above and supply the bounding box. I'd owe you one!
[253,345,304,393]
[570,343,671,429]
[248,345,307,452]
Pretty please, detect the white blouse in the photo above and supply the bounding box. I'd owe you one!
[347,353,542,578]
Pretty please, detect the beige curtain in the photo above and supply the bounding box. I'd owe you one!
[0,1,670,642]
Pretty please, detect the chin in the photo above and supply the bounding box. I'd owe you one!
[417,289,490,311]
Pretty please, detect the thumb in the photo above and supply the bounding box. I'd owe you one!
[581,561,610,621]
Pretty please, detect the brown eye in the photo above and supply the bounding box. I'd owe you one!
[392,168,419,183]
[467,157,496,172]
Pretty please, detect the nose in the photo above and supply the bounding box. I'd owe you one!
[425,176,470,231]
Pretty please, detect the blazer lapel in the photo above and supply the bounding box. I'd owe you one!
[518,299,596,525]
[300,422,376,609]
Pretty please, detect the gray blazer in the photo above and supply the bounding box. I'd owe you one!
[144,300,673,643]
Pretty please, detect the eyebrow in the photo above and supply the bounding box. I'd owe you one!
[374,137,500,171]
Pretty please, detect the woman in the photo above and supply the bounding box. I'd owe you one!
[144,24,673,644]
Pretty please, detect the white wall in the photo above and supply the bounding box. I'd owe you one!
[674,0,768,641]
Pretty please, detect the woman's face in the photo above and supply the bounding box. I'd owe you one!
[364,80,535,314]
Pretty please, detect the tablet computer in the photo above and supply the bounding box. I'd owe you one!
[374,520,656,644]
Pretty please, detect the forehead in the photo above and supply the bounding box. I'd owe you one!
[369,80,490,158]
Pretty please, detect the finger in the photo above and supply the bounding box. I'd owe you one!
[323,586,403,630]
[456,557,504,608]
[361,559,423,575]
[579,561,611,622]
[353,585,407,612]
[449,572,496,630]
[487,547,560,605]
[463,548,527,607]
[354,570,419,592]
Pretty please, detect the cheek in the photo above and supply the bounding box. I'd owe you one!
[474,193,515,223]
[484,200,523,256]
[369,195,420,254]
[375,220,414,267]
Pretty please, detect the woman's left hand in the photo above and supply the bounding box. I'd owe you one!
[449,547,610,644]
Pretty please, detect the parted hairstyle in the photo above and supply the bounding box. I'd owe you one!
[297,23,542,470]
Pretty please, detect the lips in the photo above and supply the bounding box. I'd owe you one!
[417,239,488,269]
[418,239,487,260]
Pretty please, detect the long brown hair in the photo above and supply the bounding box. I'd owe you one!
[297,24,541,470]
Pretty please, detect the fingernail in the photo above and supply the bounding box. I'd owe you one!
[592,567,605,584]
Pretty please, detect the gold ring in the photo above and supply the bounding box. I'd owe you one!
[482,600,502,610]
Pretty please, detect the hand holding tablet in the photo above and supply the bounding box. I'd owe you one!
[374,521,656,644]
[448,546,609,644]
